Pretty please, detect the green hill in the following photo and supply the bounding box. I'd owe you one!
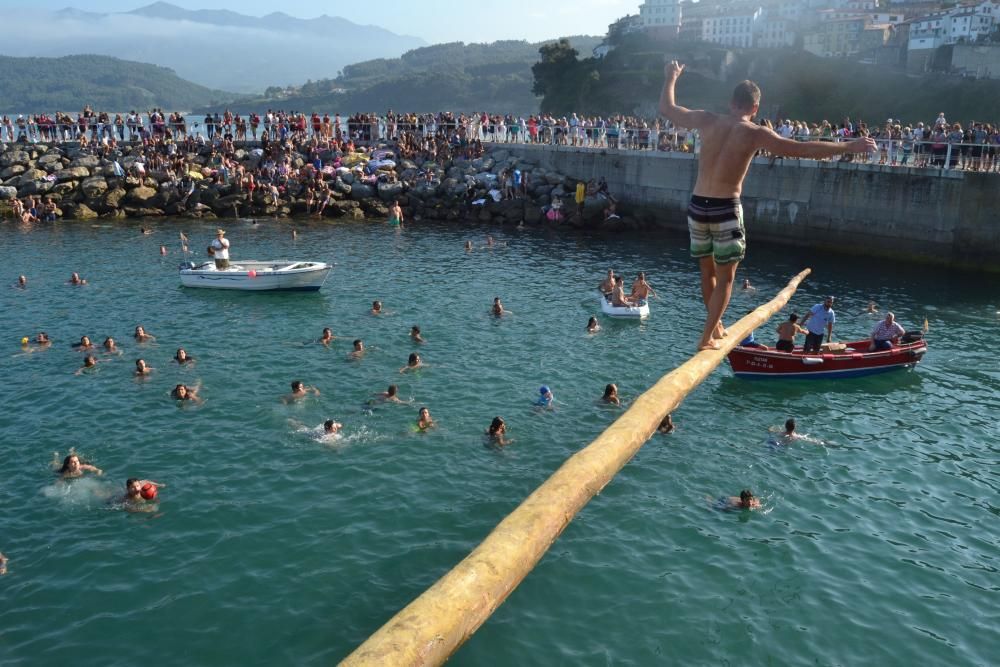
[534,34,1000,125]
[213,37,602,115]
[0,55,234,112]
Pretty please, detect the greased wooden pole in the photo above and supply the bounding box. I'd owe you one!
[341,268,811,666]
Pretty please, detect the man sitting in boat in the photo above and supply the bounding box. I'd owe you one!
[598,269,615,295]
[629,272,656,304]
[610,276,635,307]
[868,312,905,351]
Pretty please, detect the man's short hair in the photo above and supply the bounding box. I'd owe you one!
[731,80,761,112]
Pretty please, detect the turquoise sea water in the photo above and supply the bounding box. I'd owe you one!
[0,220,997,666]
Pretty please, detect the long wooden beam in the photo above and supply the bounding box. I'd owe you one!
[341,268,811,666]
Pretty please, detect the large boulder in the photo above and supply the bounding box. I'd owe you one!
[53,166,91,182]
[349,183,375,201]
[70,155,102,169]
[104,188,127,209]
[81,176,109,197]
[378,181,404,201]
[65,202,99,220]
[126,186,158,204]
[52,181,79,196]
[37,153,64,169]
[0,151,31,167]
[17,180,54,197]
[0,186,17,200]
[0,165,26,179]
[18,169,48,184]
[334,179,351,195]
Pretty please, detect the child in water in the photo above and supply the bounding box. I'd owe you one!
[486,417,510,447]
[535,386,554,409]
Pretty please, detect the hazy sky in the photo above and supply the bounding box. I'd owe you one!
[5,0,637,43]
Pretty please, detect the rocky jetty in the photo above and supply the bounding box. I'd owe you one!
[0,142,648,229]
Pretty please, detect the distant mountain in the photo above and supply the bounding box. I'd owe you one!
[0,54,230,112]
[0,3,427,94]
[214,37,604,116]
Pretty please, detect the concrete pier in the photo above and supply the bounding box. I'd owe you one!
[502,144,1000,272]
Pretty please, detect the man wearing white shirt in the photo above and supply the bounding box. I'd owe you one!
[801,296,836,353]
[211,228,230,270]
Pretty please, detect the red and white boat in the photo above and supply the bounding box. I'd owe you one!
[727,338,928,379]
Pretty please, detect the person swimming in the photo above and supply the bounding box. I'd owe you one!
[784,418,797,438]
[75,355,98,374]
[171,383,202,404]
[120,477,163,512]
[658,414,675,434]
[400,352,425,373]
[134,358,153,376]
[68,272,87,285]
[486,416,510,447]
[174,348,195,365]
[102,337,121,354]
[319,328,335,346]
[15,275,27,288]
[348,339,365,360]
[535,385,554,408]
[416,407,435,431]
[323,419,343,435]
[283,380,320,403]
[73,335,94,351]
[58,454,102,479]
[587,316,601,333]
[371,300,383,315]
[464,240,473,252]
[372,384,408,404]
[410,326,424,343]
[34,332,51,346]
[492,297,511,317]
[602,383,620,406]
[719,489,761,510]
[134,325,155,343]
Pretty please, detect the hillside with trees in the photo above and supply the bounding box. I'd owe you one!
[212,37,602,115]
[533,34,1000,125]
[0,55,232,112]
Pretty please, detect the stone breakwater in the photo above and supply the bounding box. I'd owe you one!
[0,143,647,229]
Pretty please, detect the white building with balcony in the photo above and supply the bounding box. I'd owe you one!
[638,0,683,36]
[702,7,764,48]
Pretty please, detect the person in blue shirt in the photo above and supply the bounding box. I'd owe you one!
[801,296,836,353]
[535,386,554,408]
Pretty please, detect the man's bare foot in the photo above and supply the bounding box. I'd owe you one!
[698,339,722,351]
[712,324,727,340]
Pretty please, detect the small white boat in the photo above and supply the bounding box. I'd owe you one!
[600,293,650,319]
[179,260,332,291]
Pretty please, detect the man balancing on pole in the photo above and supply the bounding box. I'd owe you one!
[658,61,875,351]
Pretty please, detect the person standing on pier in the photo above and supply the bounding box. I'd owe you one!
[658,61,875,350]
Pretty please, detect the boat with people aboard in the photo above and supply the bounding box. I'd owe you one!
[600,293,650,319]
[178,260,332,291]
[728,336,927,379]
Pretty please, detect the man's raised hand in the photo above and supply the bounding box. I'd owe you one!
[665,60,685,80]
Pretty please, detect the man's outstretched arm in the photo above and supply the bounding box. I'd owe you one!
[659,61,710,129]
[757,127,876,159]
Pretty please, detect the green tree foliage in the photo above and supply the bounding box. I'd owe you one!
[0,55,231,112]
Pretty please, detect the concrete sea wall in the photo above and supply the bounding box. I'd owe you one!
[501,144,1000,272]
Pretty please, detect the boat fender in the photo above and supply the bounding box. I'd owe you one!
[801,357,824,365]
[248,270,257,278]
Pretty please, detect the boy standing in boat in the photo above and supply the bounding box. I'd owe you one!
[658,61,875,351]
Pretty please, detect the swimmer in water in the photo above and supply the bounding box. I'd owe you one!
[140,227,153,235]
[492,297,510,317]
[134,358,153,376]
[485,234,495,247]
[373,384,409,404]
[371,300,383,315]
[416,407,435,431]
[535,385,554,409]
[399,352,425,373]
[75,355,98,374]
[319,328,335,346]
[783,418,798,439]
[0,552,6,575]
[323,419,343,435]
[58,454,103,478]
[15,275,27,288]
[587,316,601,333]
[866,301,879,314]
[121,477,163,512]
[102,337,122,355]
[602,383,621,406]
[73,335,94,351]
[741,278,755,292]
[720,489,761,510]
[658,414,675,434]
[173,348,195,365]
[68,272,87,285]
[160,245,167,255]
[134,325,155,343]
[348,339,365,360]
[283,380,320,403]
[410,325,424,343]
[465,240,473,251]
[486,416,510,447]
[171,383,202,404]
[34,332,51,347]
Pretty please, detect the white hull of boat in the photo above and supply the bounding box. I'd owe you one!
[179,260,332,291]
[600,295,649,319]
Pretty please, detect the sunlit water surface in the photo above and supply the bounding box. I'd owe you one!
[0,220,997,666]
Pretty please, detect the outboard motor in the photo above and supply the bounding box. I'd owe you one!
[179,261,196,271]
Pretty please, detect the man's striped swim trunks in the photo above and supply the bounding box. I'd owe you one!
[687,195,746,265]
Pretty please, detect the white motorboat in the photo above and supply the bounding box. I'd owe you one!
[600,293,650,319]
[179,260,332,291]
